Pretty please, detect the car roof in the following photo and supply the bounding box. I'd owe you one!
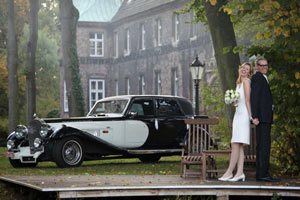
[98,95,188,102]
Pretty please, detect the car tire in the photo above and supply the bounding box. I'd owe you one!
[53,137,84,168]
[9,158,38,168]
[138,155,161,163]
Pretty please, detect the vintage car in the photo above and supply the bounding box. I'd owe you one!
[6,95,195,168]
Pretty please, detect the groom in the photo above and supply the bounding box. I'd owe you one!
[251,57,279,182]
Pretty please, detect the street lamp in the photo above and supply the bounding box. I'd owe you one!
[190,55,205,116]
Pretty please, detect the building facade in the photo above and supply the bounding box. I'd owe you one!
[61,0,217,117]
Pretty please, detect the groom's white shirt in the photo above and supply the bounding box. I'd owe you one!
[263,74,269,84]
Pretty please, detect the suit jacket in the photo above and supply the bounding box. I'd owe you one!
[250,71,273,123]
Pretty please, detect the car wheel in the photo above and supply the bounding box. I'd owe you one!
[9,158,38,168]
[53,137,84,168]
[138,155,161,163]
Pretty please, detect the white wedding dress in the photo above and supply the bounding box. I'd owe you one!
[231,79,250,145]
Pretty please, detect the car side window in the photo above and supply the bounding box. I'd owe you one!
[156,99,183,117]
[129,99,154,116]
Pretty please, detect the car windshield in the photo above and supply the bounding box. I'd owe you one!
[89,99,129,115]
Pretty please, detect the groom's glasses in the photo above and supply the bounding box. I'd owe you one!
[257,63,268,67]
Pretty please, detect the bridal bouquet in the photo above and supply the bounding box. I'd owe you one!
[224,89,240,105]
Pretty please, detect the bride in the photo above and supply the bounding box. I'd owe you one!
[218,62,253,182]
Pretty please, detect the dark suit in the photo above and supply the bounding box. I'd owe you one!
[250,71,273,178]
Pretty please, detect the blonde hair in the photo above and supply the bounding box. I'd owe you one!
[236,62,253,85]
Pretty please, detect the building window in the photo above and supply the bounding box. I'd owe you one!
[125,77,130,94]
[113,32,118,58]
[156,18,162,46]
[63,81,68,113]
[190,12,197,39]
[155,71,162,95]
[139,75,145,94]
[172,14,180,42]
[140,24,146,50]
[115,80,119,96]
[89,79,105,110]
[89,33,104,57]
[124,28,130,55]
[171,69,178,96]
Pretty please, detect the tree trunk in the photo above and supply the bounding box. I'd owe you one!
[205,0,240,122]
[59,0,85,117]
[6,0,19,133]
[26,0,39,123]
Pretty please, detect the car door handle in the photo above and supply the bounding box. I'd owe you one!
[155,119,159,130]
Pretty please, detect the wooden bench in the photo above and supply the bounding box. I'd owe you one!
[180,118,231,180]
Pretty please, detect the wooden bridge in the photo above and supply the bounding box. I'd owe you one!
[1,175,300,199]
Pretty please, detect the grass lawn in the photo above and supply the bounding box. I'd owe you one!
[0,147,182,176]
[0,146,231,199]
[0,147,232,176]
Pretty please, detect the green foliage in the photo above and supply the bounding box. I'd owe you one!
[200,73,231,148]
[271,193,282,200]
[46,109,60,118]
[247,41,300,175]
[17,24,60,121]
[0,117,8,146]
[239,0,300,176]
[221,0,300,176]
[70,44,85,116]
[179,0,207,24]
[0,0,7,53]
[0,54,8,118]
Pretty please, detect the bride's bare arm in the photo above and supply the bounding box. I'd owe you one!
[243,79,252,120]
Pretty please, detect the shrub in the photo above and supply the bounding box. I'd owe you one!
[46,109,60,118]
[247,43,300,175]
[0,117,8,147]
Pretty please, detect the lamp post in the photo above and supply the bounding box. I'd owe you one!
[190,55,205,116]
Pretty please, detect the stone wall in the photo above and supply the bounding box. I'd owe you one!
[61,0,217,116]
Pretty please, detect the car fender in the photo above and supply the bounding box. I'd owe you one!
[49,125,129,155]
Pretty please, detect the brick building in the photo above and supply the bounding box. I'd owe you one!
[61,0,217,117]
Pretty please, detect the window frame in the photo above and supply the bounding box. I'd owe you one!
[155,98,184,117]
[173,14,180,42]
[190,12,197,39]
[115,79,119,96]
[113,31,119,58]
[139,75,145,95]
[171,69,178,96]
[156,18,162,46]
[124,28,130,56]
[140,23,146,50]
[155,71,162,95]
[89,32,104,57]
[125,77,130,95]
[128,98,154,117]
[89,79,105,110]
[63,81,68,113]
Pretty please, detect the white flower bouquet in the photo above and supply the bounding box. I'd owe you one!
[224,89,240,105]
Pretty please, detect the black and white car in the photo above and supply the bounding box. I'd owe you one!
[6,95,194,168]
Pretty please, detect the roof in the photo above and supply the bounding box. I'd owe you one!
[100,95,187,101]
[112,0,176,22]
[72,0,122,22]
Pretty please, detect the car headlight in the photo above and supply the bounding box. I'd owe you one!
[33,138,42,148]
[15,125,28,139]
[40,125,49,138]
[7,140,15,150]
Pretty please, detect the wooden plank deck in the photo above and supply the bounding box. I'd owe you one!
[1,175,300,199]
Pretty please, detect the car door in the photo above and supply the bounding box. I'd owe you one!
[155,97,186,148]
[126,97,157,149]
